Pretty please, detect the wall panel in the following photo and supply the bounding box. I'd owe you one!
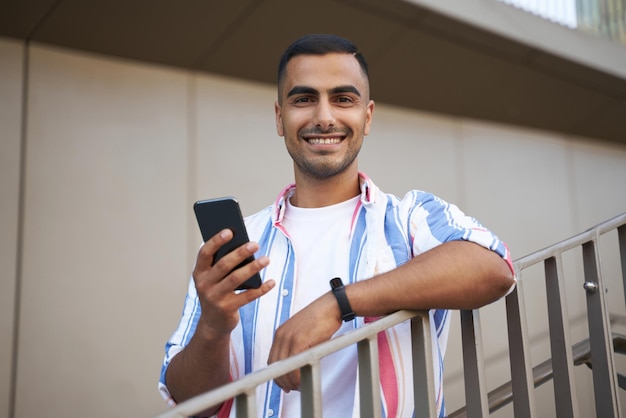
[194,74,292,215]
[16,44,190,417]
[0,36,24,418]
[359,104,462,204]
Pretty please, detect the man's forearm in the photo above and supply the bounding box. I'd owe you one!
[165,332,231,416]
[346,240,515,316]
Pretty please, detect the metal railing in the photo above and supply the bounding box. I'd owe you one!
[451,212,626,417]
[449,327,626,416]
[154,212,626,418]
[154,310,436,418]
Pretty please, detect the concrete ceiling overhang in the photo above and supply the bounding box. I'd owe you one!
[1,0,625,143]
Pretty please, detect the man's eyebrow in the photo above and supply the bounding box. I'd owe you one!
[287,86,319,97]
[286,85,362,98]
[329,85,361,97]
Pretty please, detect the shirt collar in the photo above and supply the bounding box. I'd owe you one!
[272,172,378,225]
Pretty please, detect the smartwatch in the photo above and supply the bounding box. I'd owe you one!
[330,277,355,322]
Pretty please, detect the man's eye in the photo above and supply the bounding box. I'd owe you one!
[335,96,356,105]
[293,97,312,104]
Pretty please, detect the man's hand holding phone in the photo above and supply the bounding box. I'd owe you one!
[192,197,274,335]
[192,228,274,336]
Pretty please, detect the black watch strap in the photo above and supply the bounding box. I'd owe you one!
[330,277,355,322]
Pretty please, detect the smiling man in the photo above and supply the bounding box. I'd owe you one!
[159,34,515,418]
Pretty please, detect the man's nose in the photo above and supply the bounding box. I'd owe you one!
[313,99,336,130]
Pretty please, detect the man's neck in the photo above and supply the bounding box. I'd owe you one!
[290,170,360,208]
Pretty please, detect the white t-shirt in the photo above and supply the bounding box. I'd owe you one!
[280,195,360,418]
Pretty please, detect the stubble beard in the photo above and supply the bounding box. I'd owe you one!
[290,148,360,180]
[287,128,362,180]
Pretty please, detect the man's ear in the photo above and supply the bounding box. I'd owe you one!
[275,101,284,136]
[363,99,375,136]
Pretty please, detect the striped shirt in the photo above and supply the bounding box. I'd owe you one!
[159,173,513,417]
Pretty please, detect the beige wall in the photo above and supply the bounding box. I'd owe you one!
[1,37,624,417]
[0,37,23,418]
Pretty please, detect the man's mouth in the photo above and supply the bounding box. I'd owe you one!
[305,137,343,145]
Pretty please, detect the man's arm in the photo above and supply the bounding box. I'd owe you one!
[268,240,514,392]
[164,229,275,416]
[348,240,514,314]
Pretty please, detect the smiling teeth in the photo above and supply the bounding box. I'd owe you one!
[308,138,341,144]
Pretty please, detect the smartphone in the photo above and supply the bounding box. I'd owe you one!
[193,197,262,290]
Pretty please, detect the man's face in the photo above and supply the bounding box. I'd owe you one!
[275,53,374,181]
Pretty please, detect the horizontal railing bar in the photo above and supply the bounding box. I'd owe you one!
[154,310,425,418]
[514,213,626,271]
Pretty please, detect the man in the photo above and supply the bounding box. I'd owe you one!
[159,34,515,417]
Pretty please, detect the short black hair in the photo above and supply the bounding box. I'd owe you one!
[277,34,369,88]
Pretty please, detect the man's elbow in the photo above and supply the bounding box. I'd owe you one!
[489,257,517,301]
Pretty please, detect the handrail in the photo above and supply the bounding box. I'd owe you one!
[514,212,626,270]
[154,310,432,418]
[448,332,626,417]
[453,212,626,417]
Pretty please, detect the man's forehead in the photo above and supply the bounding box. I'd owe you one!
[286,52,362,74]
[281,53,369,92]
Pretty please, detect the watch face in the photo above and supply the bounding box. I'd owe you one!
[330,277,343,289]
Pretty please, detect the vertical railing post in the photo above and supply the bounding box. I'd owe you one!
[505,274,537,417]
[618,224,626,309]
[357,336,382,418]
[300,362,322,418]
[544,255,579,418]
[582,238,621,417]
[411,313,435,418]
[234,390,255,418]
[460,309,489,417]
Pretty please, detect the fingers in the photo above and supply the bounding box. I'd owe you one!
[192,229,275,338]
[268,335,302,392]
[193,229,233,273]
[268,297,343,393]
[276,371,300,393]
[194,229,268,293]
[216,245,266,291]
[267,319,314,393]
